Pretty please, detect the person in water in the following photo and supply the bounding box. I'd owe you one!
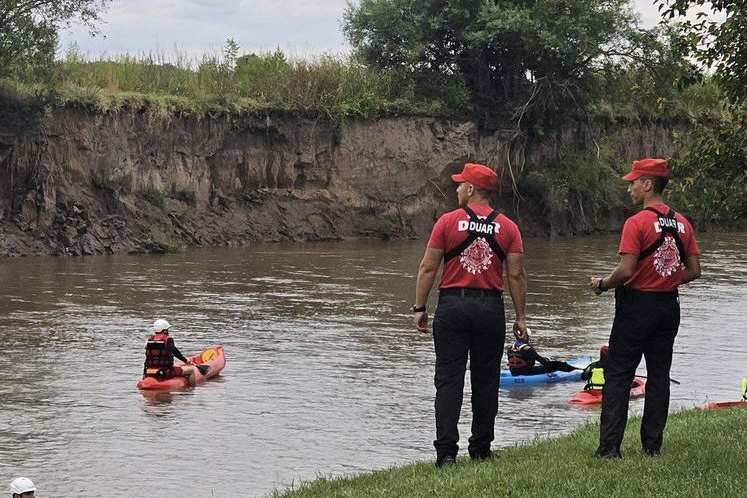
[581,345,610,390]
[143,319,208,387]
[10,477,36,498]
[507,340,578,376]
[507,341,550,376]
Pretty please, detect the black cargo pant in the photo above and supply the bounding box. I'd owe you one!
[599,287,680,453]
[432,289,505,459]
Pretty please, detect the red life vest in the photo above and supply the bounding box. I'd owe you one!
[143,332,175,378]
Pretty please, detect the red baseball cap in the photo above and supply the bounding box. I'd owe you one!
[451,163,500,191]
[622,158,669,181]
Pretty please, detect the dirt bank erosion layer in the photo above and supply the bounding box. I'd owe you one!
[0,107,682,257]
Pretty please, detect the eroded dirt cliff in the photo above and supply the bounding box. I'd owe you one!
[0,107,685,257]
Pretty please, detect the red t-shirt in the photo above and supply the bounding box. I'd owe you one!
[427,204,523,291]
[618,203,700,292]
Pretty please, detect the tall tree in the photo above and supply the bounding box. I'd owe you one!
[343,0,636,124]
[0,0,111,78]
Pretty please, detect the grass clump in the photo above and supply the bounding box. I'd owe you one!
[142,188,166,209]
[44,41,455,123]
[523,140,628,232]
[271,408,746,498]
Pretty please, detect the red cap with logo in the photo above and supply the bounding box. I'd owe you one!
[622,158,669,181]
[451,163,500,191]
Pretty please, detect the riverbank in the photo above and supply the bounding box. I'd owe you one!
[1,99,694,258]
[270,407,746,498]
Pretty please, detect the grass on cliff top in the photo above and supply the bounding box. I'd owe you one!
[270,407,746,498]
[5,43,728,124]
[45,45,455,121]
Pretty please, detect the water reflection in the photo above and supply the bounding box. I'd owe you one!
[0,233,745,497]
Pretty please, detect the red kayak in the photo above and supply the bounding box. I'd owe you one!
[568,377,646,405]
[697,400,746,411]
[137,345,226,390]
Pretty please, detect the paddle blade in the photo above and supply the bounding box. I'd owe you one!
[201,348,219,362]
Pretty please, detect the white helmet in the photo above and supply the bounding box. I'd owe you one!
[10,477,36,494]
[152,319,171,333]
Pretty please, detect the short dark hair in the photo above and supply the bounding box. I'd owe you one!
[639,175,668,194]
[473,186,492,197]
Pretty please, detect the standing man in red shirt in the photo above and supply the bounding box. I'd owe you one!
[590,158,701,458]
[414,162,528,467]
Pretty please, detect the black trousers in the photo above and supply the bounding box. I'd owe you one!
[432,291,505,458]
[599,287,680,452]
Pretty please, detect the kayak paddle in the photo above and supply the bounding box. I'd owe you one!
[635,374,681,385]
[543,361,681,385]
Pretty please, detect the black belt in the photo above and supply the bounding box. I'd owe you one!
[439,288,502,297]
[617,287,679,299]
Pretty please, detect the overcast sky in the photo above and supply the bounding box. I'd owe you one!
[59,1,703,60]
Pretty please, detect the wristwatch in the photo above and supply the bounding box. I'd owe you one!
[412,305,426,313]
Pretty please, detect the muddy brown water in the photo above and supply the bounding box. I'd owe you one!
[1,233,745,497]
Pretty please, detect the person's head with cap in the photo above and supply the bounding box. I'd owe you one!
[10,477,35,498]
[451,162,499,207]
[622,158,669,202]
[152,319,171,334]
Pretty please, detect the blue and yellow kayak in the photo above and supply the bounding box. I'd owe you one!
[500,356,593,387]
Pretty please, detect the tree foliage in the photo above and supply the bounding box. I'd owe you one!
[593,23,712,119]
[343,0,637,126]
[657,1,747,223]
[668,117,747,223]
[0,0,111,79]
[657,1,747,103]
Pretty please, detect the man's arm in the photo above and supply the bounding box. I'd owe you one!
[168,338,190,363]
[525,345,550,365]
[591,253,638,295]
[505,252,528,340]
[681,255,701,284]
[414,246,443,333]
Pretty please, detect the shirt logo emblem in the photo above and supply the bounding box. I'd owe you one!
[653,235,681,277]
[460,238,493,275]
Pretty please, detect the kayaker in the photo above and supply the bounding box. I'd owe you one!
[414,162,528,467]
[507,341,557,376]
[589,158,701,459]
[143,319,208,387]
[581,345,609,390]
[10,477,36,498]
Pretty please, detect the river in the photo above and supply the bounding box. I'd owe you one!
[1,233,745,497]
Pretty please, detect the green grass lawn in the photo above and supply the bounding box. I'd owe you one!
[271,407,746,498]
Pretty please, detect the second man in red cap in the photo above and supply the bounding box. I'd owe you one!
[589,157,701,458]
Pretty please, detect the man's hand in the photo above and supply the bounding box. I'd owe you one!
[590,277,604,295]
[512,319,529,341]
[414,311,429,333]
